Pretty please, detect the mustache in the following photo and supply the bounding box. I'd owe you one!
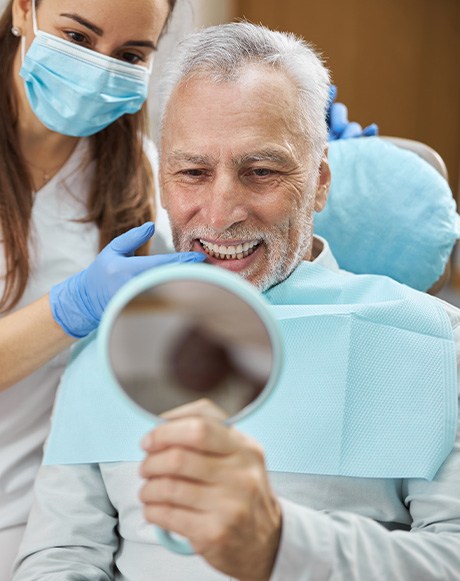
[177,225,279,244]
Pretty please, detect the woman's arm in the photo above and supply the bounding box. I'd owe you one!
[1,223,205,392]
[0,295,74,391]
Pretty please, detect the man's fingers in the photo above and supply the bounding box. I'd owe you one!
[142,501,241,557]
[161,398,229,422]
[139,475,216,510]
[141,416,241,455]
[140,445,225,483]
[143,503,200,542]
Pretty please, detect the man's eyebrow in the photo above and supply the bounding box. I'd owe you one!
[60,13,103,36]
[167,152,216,165]
[235,149,292,165]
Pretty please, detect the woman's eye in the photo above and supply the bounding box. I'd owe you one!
[65,31,89,45]
[120,52,143,65]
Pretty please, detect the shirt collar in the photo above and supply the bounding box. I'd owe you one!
[311,235,340,273]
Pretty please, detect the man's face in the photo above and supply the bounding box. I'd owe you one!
[160,66,330,291]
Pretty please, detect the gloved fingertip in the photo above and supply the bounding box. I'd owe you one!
[181,252,207,263]
[327,84,337,105]
[340,122,363,139]
[110,222,156,254]
[330,103,349,132]
[140,221,155,235]
[362,123,379,136]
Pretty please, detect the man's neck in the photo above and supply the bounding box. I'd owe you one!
[310,237,324,261]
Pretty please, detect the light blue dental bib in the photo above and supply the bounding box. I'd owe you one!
[44,262,458,480]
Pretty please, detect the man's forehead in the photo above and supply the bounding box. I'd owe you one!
[164,66,300,124]
[161,70,307,163]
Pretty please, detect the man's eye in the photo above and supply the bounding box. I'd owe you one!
[181,169,206,177]
[251,168,274,177]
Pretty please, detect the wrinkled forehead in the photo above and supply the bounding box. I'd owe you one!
[160,66,310,161]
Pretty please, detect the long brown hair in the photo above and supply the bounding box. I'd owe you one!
[0,0,175,312]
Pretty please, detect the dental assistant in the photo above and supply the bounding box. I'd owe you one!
[0,0,208,575]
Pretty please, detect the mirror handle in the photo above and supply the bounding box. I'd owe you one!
[156,527,195,555]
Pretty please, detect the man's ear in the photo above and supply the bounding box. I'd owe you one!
[12,0,33,31]
[314,148,331,213]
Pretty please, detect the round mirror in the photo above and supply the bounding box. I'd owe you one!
[103,263,281,424]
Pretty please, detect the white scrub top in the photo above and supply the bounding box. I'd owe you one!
[0,137,172,532]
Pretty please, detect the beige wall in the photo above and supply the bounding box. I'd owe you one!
[191,0,235,27]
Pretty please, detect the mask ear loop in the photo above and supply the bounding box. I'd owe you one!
[31,0,38,35]
[20,0,38,65]
[147,55,154,75]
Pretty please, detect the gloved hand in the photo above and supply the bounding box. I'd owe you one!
[327,85,378,141]
[50,222,206,338]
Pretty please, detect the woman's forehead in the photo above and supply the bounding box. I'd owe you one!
[38,0,170,38]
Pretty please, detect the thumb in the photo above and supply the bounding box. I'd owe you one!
[109,222,155,256]
[127,252,207,277]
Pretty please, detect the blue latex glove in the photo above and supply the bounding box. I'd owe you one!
[327,85,378,141]
[50,222,206,338]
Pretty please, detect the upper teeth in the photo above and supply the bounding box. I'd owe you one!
[200,239,259,259]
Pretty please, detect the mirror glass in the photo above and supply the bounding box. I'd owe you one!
[109,278,275,420]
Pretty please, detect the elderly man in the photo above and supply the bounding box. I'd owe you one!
[14,22,460,581]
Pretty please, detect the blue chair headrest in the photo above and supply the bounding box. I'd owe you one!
[314,137,460,291]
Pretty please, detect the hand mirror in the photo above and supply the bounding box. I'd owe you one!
[99,263,282,555]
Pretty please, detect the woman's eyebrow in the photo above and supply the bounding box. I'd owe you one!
[122,40,157,50]
[59,13,157,50]
[60,13,104,36]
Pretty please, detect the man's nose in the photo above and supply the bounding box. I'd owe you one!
[204,173,249,232]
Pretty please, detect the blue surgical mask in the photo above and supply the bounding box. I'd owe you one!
[19,0,151,137]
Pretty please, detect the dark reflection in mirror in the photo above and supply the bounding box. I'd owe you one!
[109,279,273,418]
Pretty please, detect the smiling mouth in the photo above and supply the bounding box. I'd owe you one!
[199,239,261,260]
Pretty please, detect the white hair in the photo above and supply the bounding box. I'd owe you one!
[157,21,331,166]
